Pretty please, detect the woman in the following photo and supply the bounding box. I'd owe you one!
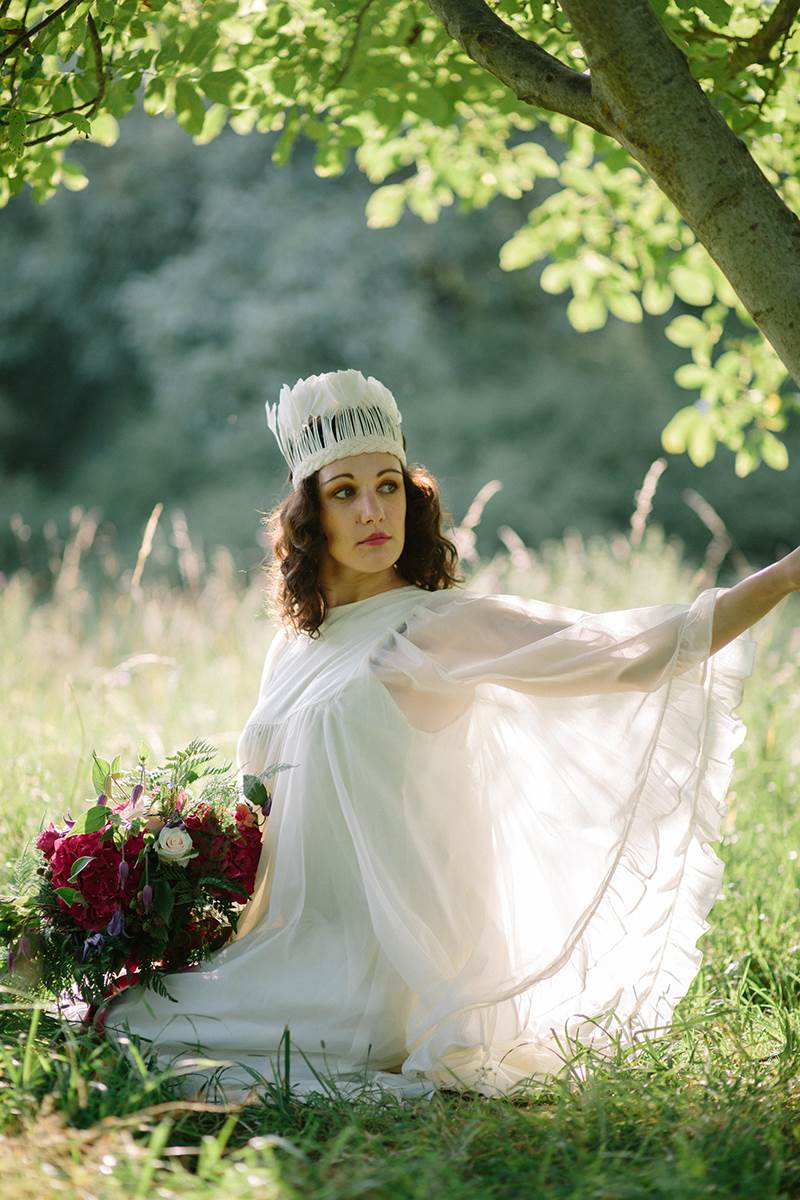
[101,368,798,1104]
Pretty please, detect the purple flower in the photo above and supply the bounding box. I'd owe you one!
[141,884,153,914]
[97,792,107,806]
[106,908,126,938]
[64,810,76,830]
[118,860,129,888]
[131,783,144,804]
[79,931,105,963]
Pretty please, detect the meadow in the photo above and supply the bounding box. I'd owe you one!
[1,472,800,1199]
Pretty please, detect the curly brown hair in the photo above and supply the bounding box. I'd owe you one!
[261,459,464,638]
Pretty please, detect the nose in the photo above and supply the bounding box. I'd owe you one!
[358,490,385,525]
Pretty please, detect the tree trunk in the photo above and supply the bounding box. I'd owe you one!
[427,0,800,385]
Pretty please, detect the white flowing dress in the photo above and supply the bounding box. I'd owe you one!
[99,582,757,1103]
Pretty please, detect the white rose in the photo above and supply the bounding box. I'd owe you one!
[155,824,196,867]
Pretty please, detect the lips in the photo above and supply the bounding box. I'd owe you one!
[359,534,390,544]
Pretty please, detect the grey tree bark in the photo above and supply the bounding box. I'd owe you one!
[427,0,800,385]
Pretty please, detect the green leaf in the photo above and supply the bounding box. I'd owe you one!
[153,879,174,925]
[89,112,119,147]
[735,444,760,477]
[54,886,87,906]
[688,420,717,466]
[61,160,88,191]
[760,430,789,470]
[105,81,138,120]
[665,315,707,348]
[314,135,350,178]
[7,110,26,158]
[242,774,269,808]
[641,279,674,316]
[669,266,714,307]
[182,23,218,67]
[606,291,642,323]
[21,53,44,81]
[175,80,206,136]
[194,102,229,145]
[365,183,407,229]
[74,72,99,103]
[229,108,258,136]
[91,753,110,796]
[199,69,248,106]
[52,80,73,112]
[567,294,607,332]
[64,805,110,839]
[68,855,96,882]
[499,227,541,271]
[675,363,709,389]
[143,76,169,117]
[661,406,699,454]
[696,0,733,27]
[540,262,573,295]
[272,108,304,167]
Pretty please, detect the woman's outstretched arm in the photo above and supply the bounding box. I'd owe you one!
[710,547,799,655]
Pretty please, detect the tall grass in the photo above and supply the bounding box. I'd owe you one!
[1,466,799,1199]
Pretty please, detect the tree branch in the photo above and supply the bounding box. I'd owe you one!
[425,0,610,135]
[20,12,105,145]
[727,0,800,73]
[0,0,85,61]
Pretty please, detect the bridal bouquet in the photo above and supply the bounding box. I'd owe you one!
[0,739,291,1011]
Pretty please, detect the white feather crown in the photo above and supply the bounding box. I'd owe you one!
[265,369,407,488]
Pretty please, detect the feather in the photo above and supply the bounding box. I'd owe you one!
[265,369,406,485]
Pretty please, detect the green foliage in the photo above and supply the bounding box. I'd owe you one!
[162,736,232,788]
[2,109,799,589]
[2,0,799,473]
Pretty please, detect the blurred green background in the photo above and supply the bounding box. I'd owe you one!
[2,105,799,598]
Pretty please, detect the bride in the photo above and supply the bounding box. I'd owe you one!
[99,368,799,1104]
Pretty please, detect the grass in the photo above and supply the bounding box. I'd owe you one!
[1,474,800,1198]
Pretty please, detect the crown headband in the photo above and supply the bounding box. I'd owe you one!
[266,369,407,488]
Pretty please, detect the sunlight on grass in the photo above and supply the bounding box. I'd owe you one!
[1,471,799,1198]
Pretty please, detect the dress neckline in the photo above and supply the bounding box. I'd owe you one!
[321,584,421,624]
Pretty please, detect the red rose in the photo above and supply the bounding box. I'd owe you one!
[35,822,63,859]
[180,806,261,901]
[50,829,147,932]
[183,803,221,832]
[223,825,262,896]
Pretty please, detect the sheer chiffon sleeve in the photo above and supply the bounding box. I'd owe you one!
[369,585,755,708]
[358,585,758,1092]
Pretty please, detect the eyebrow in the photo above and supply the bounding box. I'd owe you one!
[322,468,402,485]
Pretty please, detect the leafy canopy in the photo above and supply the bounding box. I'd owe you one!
[2,0,798,474]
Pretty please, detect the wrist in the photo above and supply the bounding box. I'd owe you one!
[771,552,799,596]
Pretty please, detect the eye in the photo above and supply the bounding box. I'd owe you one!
[330,480,399,499]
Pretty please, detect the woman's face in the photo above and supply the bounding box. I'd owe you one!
[316,451,406,584]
